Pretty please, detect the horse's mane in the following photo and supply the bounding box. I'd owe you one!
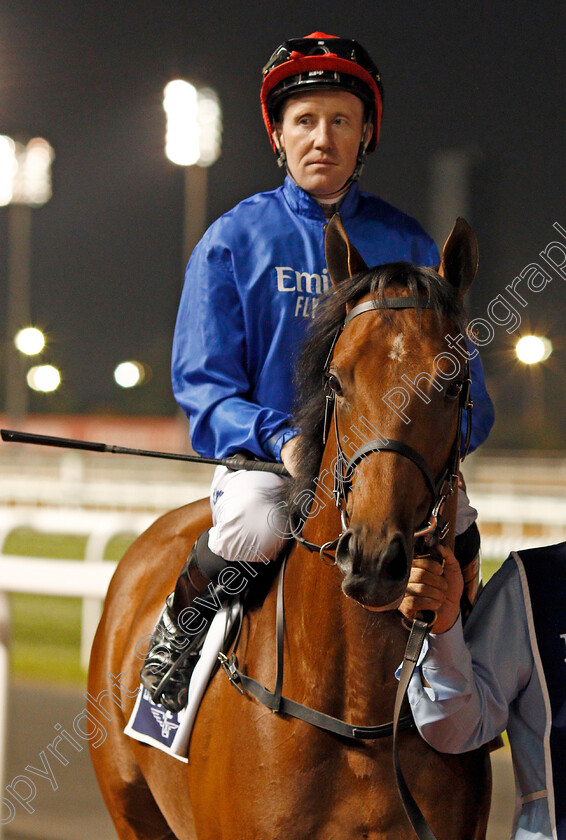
[282,261,468,520]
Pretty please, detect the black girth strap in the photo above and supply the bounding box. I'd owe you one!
[220,556,414,741]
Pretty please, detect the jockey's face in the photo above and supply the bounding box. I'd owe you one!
[274,90,370,198]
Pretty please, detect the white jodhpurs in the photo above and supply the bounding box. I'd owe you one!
[456,485,477,535]
[208,466,288,564]
[207,467,478,564]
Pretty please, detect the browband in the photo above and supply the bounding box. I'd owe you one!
[344,297,434,329]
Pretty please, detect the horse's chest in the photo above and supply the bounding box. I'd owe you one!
[344,747,379,780]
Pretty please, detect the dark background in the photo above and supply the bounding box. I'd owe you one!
[0,1,564,448]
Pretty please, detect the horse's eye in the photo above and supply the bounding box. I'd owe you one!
[326,373,343,396]
[446,381,463,400]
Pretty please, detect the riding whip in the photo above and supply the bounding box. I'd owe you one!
[0,429,289,476]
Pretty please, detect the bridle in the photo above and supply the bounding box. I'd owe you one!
[293,294,473,560]
[220,291,475,840]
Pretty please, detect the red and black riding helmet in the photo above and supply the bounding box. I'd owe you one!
[261,32,384,154]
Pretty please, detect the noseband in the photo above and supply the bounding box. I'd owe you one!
[294,294,473,557]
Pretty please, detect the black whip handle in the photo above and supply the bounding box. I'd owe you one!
[0,429,289,476]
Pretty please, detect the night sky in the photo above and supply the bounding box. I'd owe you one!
[0,1,564,448]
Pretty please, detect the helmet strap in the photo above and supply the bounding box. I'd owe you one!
[272,127,287,169]
[348,117,373,184]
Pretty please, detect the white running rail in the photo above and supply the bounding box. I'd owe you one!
[0,511,154,840]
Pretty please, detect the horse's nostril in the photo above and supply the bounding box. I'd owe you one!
[381,536,409,583]
[335,529,354,569]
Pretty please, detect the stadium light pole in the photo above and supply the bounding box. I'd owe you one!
[516,334,553,438]
[0,135,54,422]
[163,80,222,269]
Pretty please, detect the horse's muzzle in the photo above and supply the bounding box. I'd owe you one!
[335,529,410,608]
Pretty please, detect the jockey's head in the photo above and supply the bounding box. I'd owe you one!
[261,32,384,199]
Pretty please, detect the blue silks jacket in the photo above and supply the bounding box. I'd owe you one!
[172,176,494,461]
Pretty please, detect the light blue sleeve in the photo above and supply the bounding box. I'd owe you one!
[407,558,534,753]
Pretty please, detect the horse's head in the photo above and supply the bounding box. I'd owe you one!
[323,215,477,609]
[285,214,478,611]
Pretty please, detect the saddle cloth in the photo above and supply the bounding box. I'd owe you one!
[124,600,241,762]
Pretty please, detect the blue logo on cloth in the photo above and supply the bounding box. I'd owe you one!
[130,688,183,749]
[150,704,180,739]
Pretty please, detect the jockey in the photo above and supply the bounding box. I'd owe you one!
[400,542,566,840]
[140,32,495,712]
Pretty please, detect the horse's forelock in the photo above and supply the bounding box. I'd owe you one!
[280,262,467,517]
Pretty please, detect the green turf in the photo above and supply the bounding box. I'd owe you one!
[4,528,136,560]
[4,530,136,686]
[481,558,502,584]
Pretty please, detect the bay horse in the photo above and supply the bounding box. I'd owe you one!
[88,216,491,840]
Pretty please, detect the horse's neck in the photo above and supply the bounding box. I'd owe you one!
[286,544,406,719]
[291,442,408,714]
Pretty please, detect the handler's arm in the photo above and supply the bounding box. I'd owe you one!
[401,555,533,753]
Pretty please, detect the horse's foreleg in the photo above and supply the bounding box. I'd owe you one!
[89,714,178,840]
[88,637,182,839]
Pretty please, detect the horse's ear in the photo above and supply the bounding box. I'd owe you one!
[438,217,478,299]
[325,213,368,287]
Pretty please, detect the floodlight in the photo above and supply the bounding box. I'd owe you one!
[163,81,222,167]
[14,327,45,355]
[114,360,146,388]
[27,364,61,392]
[516,335,553,365]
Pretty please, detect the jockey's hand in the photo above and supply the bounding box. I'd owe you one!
[399,544,464,634]
[281,435,301,478]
